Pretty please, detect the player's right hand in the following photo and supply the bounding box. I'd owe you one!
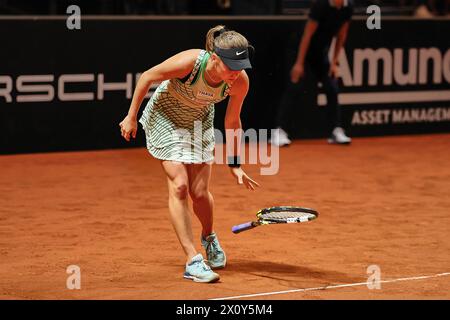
[290,63,304,83]
[119,115,137,142]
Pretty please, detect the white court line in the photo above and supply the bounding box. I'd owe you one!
[209,272,450,300]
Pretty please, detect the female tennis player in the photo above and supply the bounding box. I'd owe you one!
[119,25,260,283]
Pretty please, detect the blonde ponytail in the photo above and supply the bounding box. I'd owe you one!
[206,25,248,52]
[205,25,226,52]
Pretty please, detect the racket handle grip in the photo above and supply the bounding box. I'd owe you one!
[232,222,256,234]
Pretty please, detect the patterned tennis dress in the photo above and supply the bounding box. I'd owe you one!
[139,50,231,163]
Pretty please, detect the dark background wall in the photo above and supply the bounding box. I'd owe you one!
[1,17,449,154]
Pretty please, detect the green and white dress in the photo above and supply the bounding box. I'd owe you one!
[139,50,231,163]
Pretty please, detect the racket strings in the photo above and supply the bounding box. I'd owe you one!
[261,211,314,221]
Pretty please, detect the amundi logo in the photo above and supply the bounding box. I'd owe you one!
[318,46,450,106]
[338,47,450,86]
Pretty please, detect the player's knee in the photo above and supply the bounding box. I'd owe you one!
[171,181,189,200]
[189,188,210,203]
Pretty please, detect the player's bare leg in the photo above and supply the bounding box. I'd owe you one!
[161,160,198,264]
[188,163,226,269]
[187,163,214,238]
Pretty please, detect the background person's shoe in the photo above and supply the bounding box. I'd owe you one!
[184,254,220,283]
[201,233,226,269]
[270,127,292,147]
[328,127,351,145]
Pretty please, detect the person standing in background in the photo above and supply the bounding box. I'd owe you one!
[271,0,353,146]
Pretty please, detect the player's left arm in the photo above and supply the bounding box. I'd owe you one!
[225,71,249,148]
[224,71,260,190]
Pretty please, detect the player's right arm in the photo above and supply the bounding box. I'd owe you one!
[120,49,200,141]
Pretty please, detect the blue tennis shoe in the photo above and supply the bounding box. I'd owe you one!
[184,253,220,283]
[201,232,226,269]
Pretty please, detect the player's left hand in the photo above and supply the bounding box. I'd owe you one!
[229,167,260,191]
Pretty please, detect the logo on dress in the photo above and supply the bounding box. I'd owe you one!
[197,90,214,99]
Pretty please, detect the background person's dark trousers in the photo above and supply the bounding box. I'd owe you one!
[273,56,351,145]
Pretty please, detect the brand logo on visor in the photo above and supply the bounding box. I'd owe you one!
[236,50,246,56]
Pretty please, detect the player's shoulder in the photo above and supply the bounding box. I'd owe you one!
[229,70,249,96]
[176,49,203,62]
[237,70,249,87]
[166,49,203,71]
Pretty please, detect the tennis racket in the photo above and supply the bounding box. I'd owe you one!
[232,206,318,234]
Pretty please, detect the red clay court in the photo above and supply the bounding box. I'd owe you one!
[1,134,449,299]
